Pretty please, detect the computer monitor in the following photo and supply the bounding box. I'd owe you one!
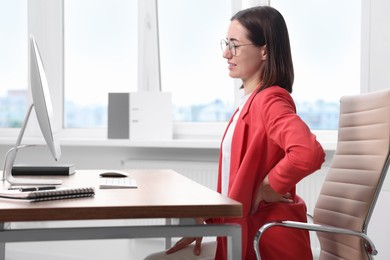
[29,34,62,161]
[1,35,63,185]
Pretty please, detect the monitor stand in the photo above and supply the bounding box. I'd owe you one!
[1,104,63,186]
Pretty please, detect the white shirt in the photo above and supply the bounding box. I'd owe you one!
[221,93,251,196]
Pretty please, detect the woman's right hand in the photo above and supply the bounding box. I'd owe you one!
[250,175,293,214]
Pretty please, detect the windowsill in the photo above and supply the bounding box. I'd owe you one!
[0,136,336,151]
[0,127,337,150]
[64,137,336,150]
[61,138,221,149]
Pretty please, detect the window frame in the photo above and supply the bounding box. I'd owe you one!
[1,0,369,150]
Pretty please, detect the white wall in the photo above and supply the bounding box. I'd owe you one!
[364,0,390,92]
[361,1,390,258]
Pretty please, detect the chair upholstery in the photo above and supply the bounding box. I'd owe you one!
[254,89,390,260]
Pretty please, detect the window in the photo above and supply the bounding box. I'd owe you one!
[64,0,361,130]
[64,0,138,128]
[0,0,27,128]
[271,0,361,129]
[158,0,234,122]
[64,0,234,127]
[2,0,362,139]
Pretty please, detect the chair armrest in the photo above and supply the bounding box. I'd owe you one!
[253,220,377,260]
[306,213,314,223]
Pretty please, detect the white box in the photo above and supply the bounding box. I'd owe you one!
[129,92,172,140]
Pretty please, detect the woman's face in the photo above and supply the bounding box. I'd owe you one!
[223,20,266,91]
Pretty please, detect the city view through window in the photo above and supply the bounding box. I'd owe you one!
[0,89,339,130]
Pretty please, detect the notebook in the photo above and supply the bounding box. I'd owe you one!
[99,178,137,189]
[0,187,95,202]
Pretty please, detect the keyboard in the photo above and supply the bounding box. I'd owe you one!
[99,178,137,189]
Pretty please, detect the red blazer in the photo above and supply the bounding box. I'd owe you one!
[210,86,325,259]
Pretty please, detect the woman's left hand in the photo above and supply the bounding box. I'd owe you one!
[165,218,205,255]
[250,175,293,214]
[165,237,203,256]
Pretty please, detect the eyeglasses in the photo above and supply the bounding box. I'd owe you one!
[220,39,254,56]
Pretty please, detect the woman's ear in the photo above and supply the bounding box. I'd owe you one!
[260,45,267,61]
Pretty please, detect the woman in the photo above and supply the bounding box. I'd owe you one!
[151,6,325,260]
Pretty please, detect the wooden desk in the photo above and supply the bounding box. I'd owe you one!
[0,170,242,259]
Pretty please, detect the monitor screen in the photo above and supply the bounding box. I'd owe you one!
[30,34,62,161]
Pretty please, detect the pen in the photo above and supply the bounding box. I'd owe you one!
[8,186,58,192]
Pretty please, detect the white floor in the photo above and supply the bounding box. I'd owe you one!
[6,238,321,260]
[6,238,168,260]
[5,219,177,260]
[4,219,223,260]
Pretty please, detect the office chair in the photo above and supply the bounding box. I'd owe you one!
[254,89,390,260]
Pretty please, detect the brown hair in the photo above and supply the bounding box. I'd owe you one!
[231,6,294,93]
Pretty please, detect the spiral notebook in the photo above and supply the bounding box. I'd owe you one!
[0,187,95,202]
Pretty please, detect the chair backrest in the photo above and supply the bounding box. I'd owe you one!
[313,89,390,260]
